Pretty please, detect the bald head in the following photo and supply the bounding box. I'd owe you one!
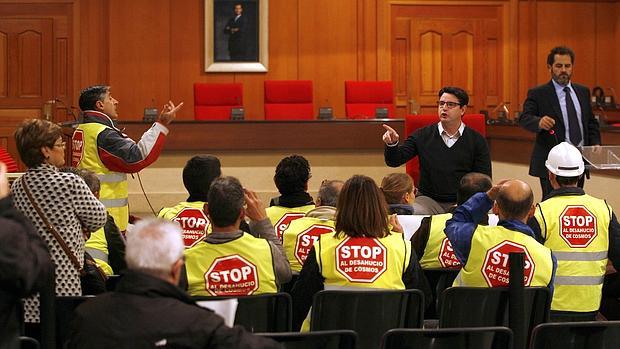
[317,180,345,207]
[495,180,534,222]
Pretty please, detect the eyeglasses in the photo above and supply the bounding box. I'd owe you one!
[53,141,66,148]
[437,101,462,109]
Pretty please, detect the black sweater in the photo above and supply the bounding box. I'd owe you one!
[385,124,491,202]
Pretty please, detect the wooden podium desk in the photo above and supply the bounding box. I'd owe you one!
[118,119,404,151]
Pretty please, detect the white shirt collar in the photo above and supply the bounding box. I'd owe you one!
[437,121,465,138]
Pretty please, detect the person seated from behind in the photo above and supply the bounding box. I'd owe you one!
[413,172,492,270]
[445,179,556,289]
[267,155,315,240]
[381,173,416,215]
[290,175,431,331]
[68,218,280,349]
[282,180,344,277]
[184,176,291,296]
[158,155,221,248]
[59,167,126,278]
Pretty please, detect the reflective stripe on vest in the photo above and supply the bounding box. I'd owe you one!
[419,213,461,269]
[282,216,335,273]
[317,231,410,290]
[453,225,554,288]
[74,123,129,231]
[266,205,315,239]
[85,248,109,264]
[535,194,612,312]
[184,233,277,297]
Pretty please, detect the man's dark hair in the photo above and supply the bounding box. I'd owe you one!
[496,187,534,221]
[207,176,244,227]
[317,180,344,207]
[79,85,110,111]
[556,175,580,187]
[547,46,575,66]
[59,167,101,194]
[457,172,493,205]
[274,155,311,195]
[438,86,469,106]
[183,155,221,202]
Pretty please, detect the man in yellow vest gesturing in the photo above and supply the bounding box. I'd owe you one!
[529,142,620,321]
[72,86,183,232]
[445,180,556,289]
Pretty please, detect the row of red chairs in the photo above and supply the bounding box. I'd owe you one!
[194,80,395,120]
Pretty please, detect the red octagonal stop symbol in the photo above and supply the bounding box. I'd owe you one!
[560,205,598,248]
[439,237,461,268]
[205,255,258,296]
[294,224,335,264]
[275,213,306,240]
[336,237,387,283]
[71,129,84,167]
[482,240,535,287]
[173,207,210,248]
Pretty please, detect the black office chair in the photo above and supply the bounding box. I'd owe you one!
[55,296,95,349]
[193,292,292,332]
[439,287,549,349]
[423,268,460,318]
[258,330,358,349]
[310,289,424,349]
[19,336,40,349]
[530,321,620,349]
[381,327,513,349]
[105,274,122,291]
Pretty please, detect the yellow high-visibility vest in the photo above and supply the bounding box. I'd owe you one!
[266,205,315,240]
[419,213,462,269]
[282,216,335,273]
[158,201,211,248]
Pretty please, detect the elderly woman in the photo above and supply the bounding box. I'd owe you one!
[290,175,430,330]
[381,173,416,215]
[11,119,107,324]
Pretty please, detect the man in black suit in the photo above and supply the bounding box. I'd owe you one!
[519,46,601,199]
[224,3,247,61]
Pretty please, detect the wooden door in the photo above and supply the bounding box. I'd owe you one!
[391,4,503,116]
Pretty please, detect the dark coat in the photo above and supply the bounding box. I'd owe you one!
[519,80,601,178]
[68,270,280,349]
[0,197,52,349]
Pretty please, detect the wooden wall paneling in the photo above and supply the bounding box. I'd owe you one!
[516,0,536,110]
[108,0,171,121]
[266,0,299,80]
[235,74,264,120]
[76,0,109,90]
[0,31,6,97]
[392,17,410,116]
[358,0,378,81]
[594,1,616,90]
[377,0,391,80]
[484,19,499,108]
[535,2,596,88]
[298,0,358,118]
[450,26,474,97]
[416,25,442,107]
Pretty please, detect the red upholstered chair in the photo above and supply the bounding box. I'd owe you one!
[264,80,314,120]
[345,81,395,119]
[0,147,18,172]
[404,114,486,185]
[193,83,243,120]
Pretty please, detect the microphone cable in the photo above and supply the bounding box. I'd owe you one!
[134,172,157,216]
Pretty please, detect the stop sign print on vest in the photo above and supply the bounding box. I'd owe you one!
[294,224,335,264]
[71,129,84,167]
[336,237,387,283]
[205,255,259,296]
[172,208,210,248]
[275,213,305,240]
[482,240,535,287]
[439,237,461,268]
[560,205,598,248]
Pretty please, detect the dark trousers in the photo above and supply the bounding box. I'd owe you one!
[539,175,585,200]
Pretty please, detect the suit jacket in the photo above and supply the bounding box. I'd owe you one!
[519,80,601,178]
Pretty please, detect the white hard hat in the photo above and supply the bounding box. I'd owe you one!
[545,142,584,177]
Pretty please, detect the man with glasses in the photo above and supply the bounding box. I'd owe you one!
[382,86,492,214]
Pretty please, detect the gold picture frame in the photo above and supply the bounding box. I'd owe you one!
[205,0,268,72]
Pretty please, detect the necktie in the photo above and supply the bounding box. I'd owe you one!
[563,86,582,145]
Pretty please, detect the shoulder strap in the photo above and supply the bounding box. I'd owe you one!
[21,176,83,273]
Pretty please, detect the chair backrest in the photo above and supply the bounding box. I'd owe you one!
[310,289,424,349]
[193,292,292,332]
[404,114,486,184]
[19,336,41,349]
[193,82,243,120]
[55,296,95,349]
[422,268,460,319]
[530,321,620,349]
[382,327,513,349]
[0,146,19,172]
[439,287,549,348]
[258,330,358,349]
[264,80,313,120]
[344,80,395,119]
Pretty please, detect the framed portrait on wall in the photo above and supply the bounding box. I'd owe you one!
[205,0,268,72]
